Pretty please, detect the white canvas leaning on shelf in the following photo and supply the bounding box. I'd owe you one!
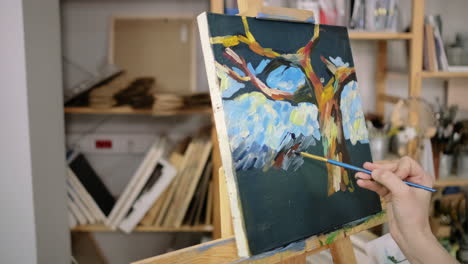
[107,136,168,229]
[119,159,176,233]
[67,167,107,223]
[67,181,97,224]
[68,211,78,229]
[67,196,87,226]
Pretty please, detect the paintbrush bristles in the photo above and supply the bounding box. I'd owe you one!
[299,152,328,162]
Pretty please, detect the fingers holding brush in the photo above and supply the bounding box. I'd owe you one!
[360,157,433,187]
[356,177,389,197]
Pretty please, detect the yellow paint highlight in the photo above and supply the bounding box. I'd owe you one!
[323,119,338,143]
[242,17,256,42]
[320,85,334,103]
[211,35,240,47]
[353,119,361,131]
[289,109,306,126]
[300,152,328,163]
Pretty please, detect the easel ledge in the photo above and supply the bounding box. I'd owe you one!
[133,211,385,264]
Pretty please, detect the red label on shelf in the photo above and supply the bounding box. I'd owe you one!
[95,140,112,149]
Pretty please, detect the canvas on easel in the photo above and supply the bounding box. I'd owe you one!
[198,12,382,256]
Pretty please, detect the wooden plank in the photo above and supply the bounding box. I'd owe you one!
[191,162,213,226]
[64,106,212,116]
[348,32,413,40]
[375,40,387,116]
[421,71,468,79]
[408,0,425,97]
[211,125,223,239]
[210,0,224,13]
[72,233,109,264]
[140,187,170,226]
[185,161,212,226]
[71,224,213,232]
[407,0,425,160]
[237,0,314,22]
[132,211,386,264]
[205,181,214,225]
[169,138,212,227]
[165,139,204,226]
[219,168,234,237]
[277,254,306,264]
[434,177,468,187]
[378,94,401,104]
[329,237,356,264]
[156,142,196,226]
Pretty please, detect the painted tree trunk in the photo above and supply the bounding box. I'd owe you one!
[319,98,352,195]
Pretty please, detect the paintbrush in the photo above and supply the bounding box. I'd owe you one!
[296,151,436,193]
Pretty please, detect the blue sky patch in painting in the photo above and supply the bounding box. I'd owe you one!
[340,81,369,144]
[223,91,320,170]
[266,66,305,93]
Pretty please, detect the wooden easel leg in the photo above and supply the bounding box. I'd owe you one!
[277,253,307,264]
[219,167,234,237]
[329,237,357,264]
[212,125,222,239]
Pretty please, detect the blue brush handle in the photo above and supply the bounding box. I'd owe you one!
[403,181,436,192]
[326,159,436,192]
[327,159,372,174]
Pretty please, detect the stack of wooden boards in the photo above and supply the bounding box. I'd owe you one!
[66,134,213,233]
[89,75,155,109]
[423,15,449,72]
[140,136,213,228]
[152,93,211,113]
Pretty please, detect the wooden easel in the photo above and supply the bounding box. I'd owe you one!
[133,169,385,264]
[133,2,387,263]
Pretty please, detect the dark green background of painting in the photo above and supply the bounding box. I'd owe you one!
[206,13,382,255]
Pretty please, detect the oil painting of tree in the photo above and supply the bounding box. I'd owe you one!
[199,13,381,256]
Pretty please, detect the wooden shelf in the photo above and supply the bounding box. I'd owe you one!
[348,31,413,40]
[434,177,468,188]
[421,71,468,79]
[71,224,214,232]
[64,106,212,116]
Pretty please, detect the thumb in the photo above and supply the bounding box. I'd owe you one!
[371,169,409,196]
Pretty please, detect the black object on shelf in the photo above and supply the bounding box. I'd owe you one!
[69,153,116,216]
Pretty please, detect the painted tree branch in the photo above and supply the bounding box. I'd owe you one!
[211,18,323,103]
[297,23,324,102]
[215,62,251,83]
[222,48,294,101]
[211,17,281,58]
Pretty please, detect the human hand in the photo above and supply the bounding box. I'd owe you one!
[355,157,455,263]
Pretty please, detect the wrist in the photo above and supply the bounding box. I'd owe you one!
[405,232,445,263]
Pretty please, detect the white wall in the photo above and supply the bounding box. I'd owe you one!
[0,0,70,263]
[0,1,38,262]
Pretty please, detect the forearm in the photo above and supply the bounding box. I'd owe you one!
[399,232,458,264]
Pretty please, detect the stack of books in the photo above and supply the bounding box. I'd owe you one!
[66,134,213,233]
[423,15,449,72]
